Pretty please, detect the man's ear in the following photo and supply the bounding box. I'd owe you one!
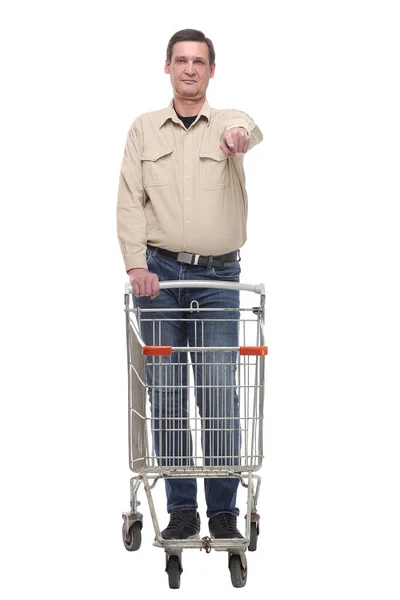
[209,63,216,79]
[164,60,170,74]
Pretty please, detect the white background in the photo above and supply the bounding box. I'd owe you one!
[1,0,399,597]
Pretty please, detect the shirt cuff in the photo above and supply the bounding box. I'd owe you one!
[225,122,250,135]
[124,256,148,272]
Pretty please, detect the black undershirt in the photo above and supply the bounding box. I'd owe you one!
[175,110,197,129]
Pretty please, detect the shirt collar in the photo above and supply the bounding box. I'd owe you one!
[158,98,211,128]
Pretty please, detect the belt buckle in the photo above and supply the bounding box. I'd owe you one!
[177,251,193,265]
[177,252,201,265]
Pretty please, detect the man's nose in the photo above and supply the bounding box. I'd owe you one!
[185,62,195,75]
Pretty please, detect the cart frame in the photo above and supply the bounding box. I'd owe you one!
[122,280,267,588]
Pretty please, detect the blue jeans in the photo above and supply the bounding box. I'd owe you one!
[133,247,241,518]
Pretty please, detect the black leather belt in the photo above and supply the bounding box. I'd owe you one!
[147,245,239,268]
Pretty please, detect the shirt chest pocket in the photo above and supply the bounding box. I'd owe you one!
[141,147,173,187]
[199,148,229,190]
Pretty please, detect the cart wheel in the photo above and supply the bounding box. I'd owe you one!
[248,521,259,552]
[229,554,247,588]
[166,555,181,589]
[122,520,142,551]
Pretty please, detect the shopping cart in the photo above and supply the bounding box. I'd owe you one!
[121,280,267,588]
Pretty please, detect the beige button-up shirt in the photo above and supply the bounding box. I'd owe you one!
[117,98,263,271]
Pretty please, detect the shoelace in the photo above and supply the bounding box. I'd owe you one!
[167,511,196,528]
[168,512,186,526]
[213,513,237,531]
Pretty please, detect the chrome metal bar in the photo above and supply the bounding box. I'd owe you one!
[126,280,265,295]
[252,474,262,509]
[129,477,142,512]
[142,474,162,540]
[132,308,254,313]
[246,471,253,540]
[169,346,242,352]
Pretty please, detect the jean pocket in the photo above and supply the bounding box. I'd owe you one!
[146,248,156,267]
[212,261,241,279]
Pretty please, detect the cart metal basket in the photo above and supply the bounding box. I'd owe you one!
[122,281,267,588]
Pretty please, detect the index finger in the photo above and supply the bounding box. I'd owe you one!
[224,130,238,152]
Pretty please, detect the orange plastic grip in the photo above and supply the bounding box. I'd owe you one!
[142,346,173,356]
[240,346,268,356]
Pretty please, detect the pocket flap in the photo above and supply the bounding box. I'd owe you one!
[199,147,228,162]
[141,147,173,162]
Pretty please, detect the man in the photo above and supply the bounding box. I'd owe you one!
[117,29,263,541]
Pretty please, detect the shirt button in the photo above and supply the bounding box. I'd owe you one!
[186,197,190,202]
[185,154,190,158]
[184,244,188,249]
[185,175,190,180]
[185,219,189,224]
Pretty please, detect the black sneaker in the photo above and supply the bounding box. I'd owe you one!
[209,513,244,539]
[161,510,201,540]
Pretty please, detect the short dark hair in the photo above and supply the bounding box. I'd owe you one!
[166,29,215,66]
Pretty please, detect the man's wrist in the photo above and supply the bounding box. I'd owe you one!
[127,267,148,275]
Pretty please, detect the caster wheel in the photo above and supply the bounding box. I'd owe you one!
[229,554,247,588]
[122,520,142,551]
[166,555,181,589]
[248,521,259,552]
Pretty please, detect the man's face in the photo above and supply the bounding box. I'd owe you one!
[164,41,215,100]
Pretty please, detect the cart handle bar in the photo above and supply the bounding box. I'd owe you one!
[125,280,265,295]
[143,345,268,356]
